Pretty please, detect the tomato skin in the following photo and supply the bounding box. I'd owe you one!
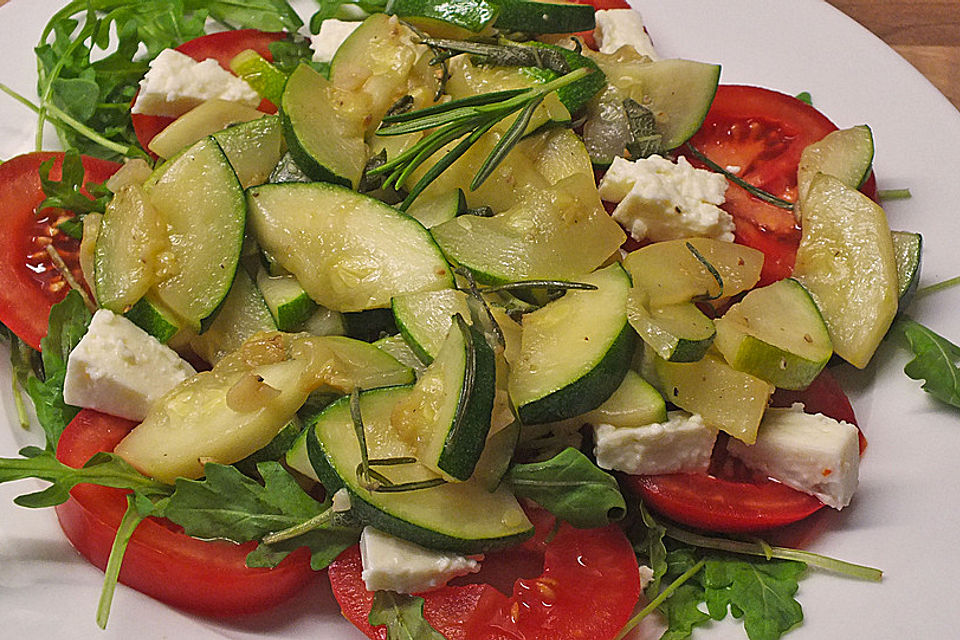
[130,29,284,150]
[54,409,315,617]
[684,85,839,286]
[629,369,860,533]
[0,153,120,350]
[328,507,640,640]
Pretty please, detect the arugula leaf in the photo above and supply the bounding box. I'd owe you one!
[23,290,91,450]
[159,461,359,569]
[897,317,960,408]
[658,548,711,639]
[632,501,668,595]
[0,323,44,429]
[504,447,625,529]
[0,446,172,508]
[161,461,326,540]
[701,557,805,640]
[368,591,449,640]
[185,0,303,32]
[38,151,113,216]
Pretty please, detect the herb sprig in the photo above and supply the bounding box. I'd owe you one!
[370,67,590,209]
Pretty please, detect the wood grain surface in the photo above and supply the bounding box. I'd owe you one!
[827,0,960,109]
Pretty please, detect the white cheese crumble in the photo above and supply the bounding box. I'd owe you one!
[359,527,481,594]
[63,309,196,422]
[310,19,361,63]
[131,48,260,118]
[594,9,660,60]
[598,155,735,243]
[593,411,718,476]
[726,403,860,509]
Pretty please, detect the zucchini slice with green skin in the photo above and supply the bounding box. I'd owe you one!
[582,370,666,429]
[797,124,874,203]
[304,386,533,554]
[493,0,595,34]
[247,182,454,312]
[891,230,922,305]
[392,288,470,364]
[389,0,500,34]
[713,278,833,390]
[256,268,317,331]
[212,115,286,189]
[190,268,277,366]
[281,63,366,187]
[405,189,466,229]
[392,314,497,481]
[510,264,636,424]
[626,290,716,363]
[374,335,427,374]
[144,136,246,333]
[124,293,180,344]
[792,173,899,368]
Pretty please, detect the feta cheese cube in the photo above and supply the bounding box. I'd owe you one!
[599,155,735,243]
[726,403,860,509]
[310,19,362,64]
[359,527,481,594]
[594,9,660,60]
[63,309,196,421]
[131,49,260,118]
[593,411,718,476]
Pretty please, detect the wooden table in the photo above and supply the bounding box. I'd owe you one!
[827,0,960,109]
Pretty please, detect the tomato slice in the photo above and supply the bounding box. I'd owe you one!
[0,153,120,350]
[54,409,314,616]
[628,369,860,533]
[682,85,839,286]
[131,29,284,151]
[327,508,640,640]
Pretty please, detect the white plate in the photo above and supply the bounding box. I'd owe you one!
[1,1,959,638]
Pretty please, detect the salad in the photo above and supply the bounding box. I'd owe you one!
[0,1,956,640]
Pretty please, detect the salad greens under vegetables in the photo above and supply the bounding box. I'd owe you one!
[0,0,956,639]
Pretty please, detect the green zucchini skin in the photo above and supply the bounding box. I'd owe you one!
[516,322,636,425]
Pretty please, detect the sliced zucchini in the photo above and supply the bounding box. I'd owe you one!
[374,334,427,374]
[256,268,317,331]
[301,305,347,337]
[714,278,832,390]
[493,0,595,34]
[391,315,497,481]
[190,268,277,365]
[509,264,636,424]
[792,173,899,368]
[585,54,721,154]
[472,420,520,492]
[405,189,465,229]
[144,136,246,332]
[314,335,417,391]
[582,369,666,428]
[626,290,716,363]
[431,173,624,283]
[212,115,286,189]
[645,348,773,445]
[147,99,264,160]
[389,0,499,35]
[623,238,764,307]
[94,183,167,314]
[891,230,922,305]
[124,293,181,344]
[281,63,366,187]
[247,182,453,312]
[392,288,470,364]
[305,386,533,553]
[797,125,874,203]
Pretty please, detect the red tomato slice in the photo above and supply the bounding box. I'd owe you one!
[328,508,640,640]
[628,369,860,533]
[0,153,120,350]
[682,85,839,286]
[54,409,314,616]
[131,29,284,151]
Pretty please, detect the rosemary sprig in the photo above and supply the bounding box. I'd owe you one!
[371,67,591,209]
[685,142,795,210]
[685,241,724,301]
[420,38,570,73]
